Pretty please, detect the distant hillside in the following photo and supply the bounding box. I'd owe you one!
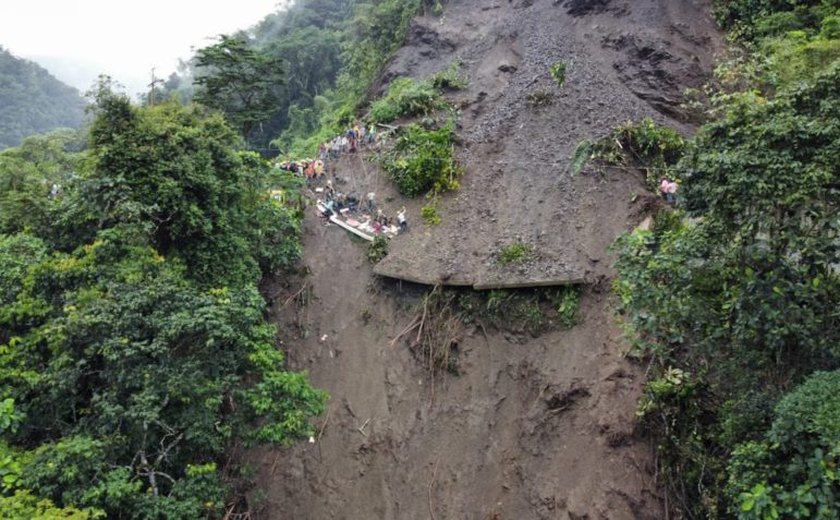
[0,46,86,149]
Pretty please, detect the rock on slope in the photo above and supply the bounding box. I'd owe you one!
[252,1,722,518]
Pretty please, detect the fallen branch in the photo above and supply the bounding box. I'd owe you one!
[390,314,422,347]
[428,456,440,520]
[317,405,333,445]
[270,452,281,476]
[416,294,430,344]
[343,398,358,419]
[279,283,310,309]
[357,418,370,437]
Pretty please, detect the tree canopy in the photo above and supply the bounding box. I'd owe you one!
[193,35,286,141]
[613,3,840,517]
[0,84,325,518]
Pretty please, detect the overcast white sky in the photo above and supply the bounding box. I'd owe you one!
[1,0,286,96]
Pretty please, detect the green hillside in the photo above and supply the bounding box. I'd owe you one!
[0,47,86,149]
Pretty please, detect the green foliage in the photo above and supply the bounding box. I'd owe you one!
[0,233,324,515]
[367,235,389,263]
[337,0,425,102]
[728,370,840,519]
[712,0,838,34]
[709,0,840,93]
[193,35,285,140]
[369,77,442,123]
[455,287,578,337]
[0,47,86,150]
[271,93,353,158]
[412,285,583,340]
[760,28,840,88]
[614,52,840,520]
[0,129,83,235]
[430,60,468,90]
[551,285,580,328]
[549,61,567,87]
[380,121,462,196]
[497,241,533,265]
[0,84,326,517]
[487,290,544,334]
[421,203,441,225]
[157,0,434,152]
[79,86,301,286]
[0,489,96,519]
[573,118,685,186]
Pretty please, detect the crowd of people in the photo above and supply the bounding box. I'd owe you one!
[320,123,378,160]
[274,122,406,239]
[319,180,407,235]
[274,122,381,184]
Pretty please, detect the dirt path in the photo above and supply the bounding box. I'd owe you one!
[251,0,723,518]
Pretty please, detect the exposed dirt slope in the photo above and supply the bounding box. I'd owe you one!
[376,0,720,286]
[254,197,661,519]
[252,1,723,518]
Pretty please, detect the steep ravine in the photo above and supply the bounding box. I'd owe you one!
[252,1,723,518]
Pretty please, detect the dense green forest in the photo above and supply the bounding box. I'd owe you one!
[613,1,840,518]
[0,81,327,518]
[0,47,86,150]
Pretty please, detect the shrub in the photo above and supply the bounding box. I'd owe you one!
[369,77,442,123]
[727,370,840,519]
[498,241,533,265]
[421,203,442,225]
[551,285,581,328]
[431,60,468,90]
[380,121,462,197]
[367,235,389,263]
[569,118,685,187]
[550,61,567,87]
[527,89,553,107]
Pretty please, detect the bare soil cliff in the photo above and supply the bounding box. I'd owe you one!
[252,1,723,518]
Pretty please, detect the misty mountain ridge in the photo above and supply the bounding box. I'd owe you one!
[0,46,87,149]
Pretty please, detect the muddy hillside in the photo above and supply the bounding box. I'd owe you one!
[253,0,722,518]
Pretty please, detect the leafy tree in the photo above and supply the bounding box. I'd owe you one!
[728,370,840,519]
[0,81,325,517]
[614,51,840,520]
[70,84,300,286]
[0,129,83,235]
[193,35,285,141]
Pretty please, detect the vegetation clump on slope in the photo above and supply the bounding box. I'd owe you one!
[570,117,685,188]
[379,121,461,197]
[613,1,840,517]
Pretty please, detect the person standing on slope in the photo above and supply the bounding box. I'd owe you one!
[659,177,678,205]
